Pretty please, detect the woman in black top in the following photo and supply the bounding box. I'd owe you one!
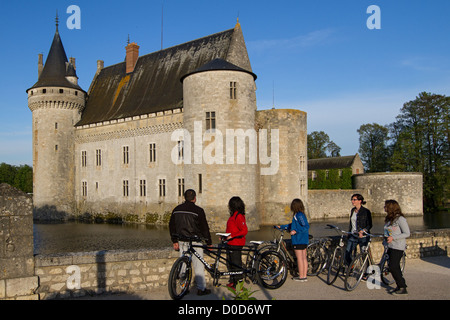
[345,194,373,265]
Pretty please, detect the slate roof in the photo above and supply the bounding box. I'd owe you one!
[27,27,83,92]
[77,23,253,126]
[308,155,358,171]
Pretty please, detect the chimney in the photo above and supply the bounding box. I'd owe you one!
[38,53,43,78]
[69,57,76,70]
[97,60,104,72]
[125,42,140,73]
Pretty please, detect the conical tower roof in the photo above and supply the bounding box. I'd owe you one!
[28,21,83,92]
[180,58,257,82]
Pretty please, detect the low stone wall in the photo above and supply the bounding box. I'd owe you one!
[33,229,449,300]
[35,248,178,300]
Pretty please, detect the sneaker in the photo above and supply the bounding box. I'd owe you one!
[293,277,307,282]
[388,287,400,294]
[197,288,211,296]
[392,288,408,295]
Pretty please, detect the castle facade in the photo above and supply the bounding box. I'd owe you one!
[27,21,308,231]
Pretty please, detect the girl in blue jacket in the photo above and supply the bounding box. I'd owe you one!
[278,198,310,282]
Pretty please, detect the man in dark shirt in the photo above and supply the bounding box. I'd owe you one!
[169,189,211,296]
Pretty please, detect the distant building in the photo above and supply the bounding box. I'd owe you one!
[308,154,364,186]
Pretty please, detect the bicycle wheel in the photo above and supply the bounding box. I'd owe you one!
[326,246,344,285]
[307,242,323,276]
[255,250,287,289]
[380,252,406,285]
[344,253,367,291]
[168,256,192,300]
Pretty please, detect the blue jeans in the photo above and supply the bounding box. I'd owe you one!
[345,235,369,266]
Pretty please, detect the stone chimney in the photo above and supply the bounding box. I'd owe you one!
[125,42,140,73]
[69,57,76,70]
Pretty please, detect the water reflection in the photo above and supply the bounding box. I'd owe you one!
[34,213,449,255]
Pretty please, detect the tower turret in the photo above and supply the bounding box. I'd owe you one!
[26,20,86,219]
[181,58,259,231]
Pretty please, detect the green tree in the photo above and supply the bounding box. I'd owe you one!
[389,92,449,212]
[0,163,17,186]
[307,131,341,159]
[0,162,33,194]
[357,123,390,172]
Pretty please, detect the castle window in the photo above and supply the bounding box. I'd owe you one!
[206,112,216,131]
[42,89,46,94]
[300,155,306,171]
[55,122,58,130]
[59,89,64,94]
[123,146,129,164]
[75,91,78,96]
[177,140,184,161]
[82,181,87,197]
[149,143,156,162]
[55,145,58,151]
[123,180,129,197]
[198,174,203,194]
[159,179,166,197]
[96,149,102,167]
[300,179,306,196]
[81,151,87,167]
[178,178,185,198]
[140,180,146,197]
[230,82,237,99]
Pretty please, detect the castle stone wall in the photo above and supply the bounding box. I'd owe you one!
[256,109,308,226]
[73,110,184,223]
[183,70,259,231]
[353,172,423,216]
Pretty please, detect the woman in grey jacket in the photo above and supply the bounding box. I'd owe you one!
[383,199,410,295]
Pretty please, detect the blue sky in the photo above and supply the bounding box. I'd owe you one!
[1,0,449,166]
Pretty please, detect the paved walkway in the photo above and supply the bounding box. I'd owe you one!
[73,255,449,301]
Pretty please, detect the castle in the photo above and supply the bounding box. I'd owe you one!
[27,21,308,231]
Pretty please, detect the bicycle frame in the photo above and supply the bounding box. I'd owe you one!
[181,238,265,287]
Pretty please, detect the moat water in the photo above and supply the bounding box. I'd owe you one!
[33,212,450,255]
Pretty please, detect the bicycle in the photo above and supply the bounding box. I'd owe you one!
[307,236,333,276]
[263,226,328,277]
[168,233,288,300]
[259,227,300,277]
[325,224,358,285]
[344,231,406,291]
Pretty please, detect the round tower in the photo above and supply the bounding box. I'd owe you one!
[181,58,259,231]
[26,22,86,219]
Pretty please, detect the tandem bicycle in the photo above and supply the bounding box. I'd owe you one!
[168,233,288,300]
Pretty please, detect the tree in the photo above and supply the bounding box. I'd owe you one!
[307,131,341,159]
[357,123,390,172]
[389,92,449,212]
[0,162,33,194]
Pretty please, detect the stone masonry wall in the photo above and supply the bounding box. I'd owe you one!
[33,229,449,299]
[0,184,39,300]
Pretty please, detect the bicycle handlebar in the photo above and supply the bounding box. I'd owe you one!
[325,224,359,237]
